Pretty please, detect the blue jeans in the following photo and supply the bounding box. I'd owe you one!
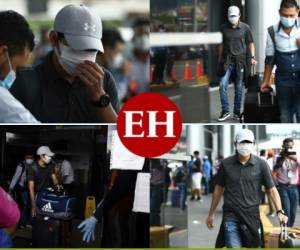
[224,219,243,248]
[150,184,164,226]
[177,183,187,211]
[277,85,300,123]
[219,64,244,114]
[204,176,210,195]
[278,185,299,227]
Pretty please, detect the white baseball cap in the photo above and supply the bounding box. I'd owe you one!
[228,6,240,17]
[36,146,55,157]
[54,4,104,52]
[235,129,255,143]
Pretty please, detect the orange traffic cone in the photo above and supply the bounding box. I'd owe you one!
[150,64,155,82]
[184,61,193,81]
[196,59,203,78]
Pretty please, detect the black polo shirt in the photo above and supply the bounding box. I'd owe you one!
[10,52,120,123]
[216,154,274,218]
[221,21,254,56]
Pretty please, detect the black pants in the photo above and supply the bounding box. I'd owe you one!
[152,51,167,84]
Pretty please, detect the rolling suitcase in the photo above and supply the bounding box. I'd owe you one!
[32,215,60,248]
[241,87,280,123]
[32,215,72,248]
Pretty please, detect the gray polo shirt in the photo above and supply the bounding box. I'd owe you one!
[216,154,274,218]
[221,21,254,56]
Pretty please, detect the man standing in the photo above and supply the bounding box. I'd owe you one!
[274,138,299,227]
[9,154,34,228]
[11,4,119,123]
[203,156,211,195]
[0,10,38,123]
[190,151,202,201]
[60,156,75,196]
[261,0,300,123]
[28,146,59,217]
[206,129,287,248]
[218,6,257,122]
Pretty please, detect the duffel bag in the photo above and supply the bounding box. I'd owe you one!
[35,187,76,220]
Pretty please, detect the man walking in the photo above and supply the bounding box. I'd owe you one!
[206,129,287,248]
[218,6,257,121]
[261,0,300,123]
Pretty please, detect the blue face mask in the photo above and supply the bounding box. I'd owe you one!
[280,16,296,28]
[0,53,16,89]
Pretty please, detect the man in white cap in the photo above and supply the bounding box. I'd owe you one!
[218,6,257,122]
[11,4,119,123]
[28,146,59,217]
[206,129,287,248]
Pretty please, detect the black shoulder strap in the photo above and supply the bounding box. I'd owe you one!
[268,25,276,50]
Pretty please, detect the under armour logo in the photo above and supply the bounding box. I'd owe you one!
[83,23,96,32]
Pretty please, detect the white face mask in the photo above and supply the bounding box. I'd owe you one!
[43,155,52,164]
[25,159,34,165]
[228,16,240,25]
[236,143,254,157]
[55,42,98,75]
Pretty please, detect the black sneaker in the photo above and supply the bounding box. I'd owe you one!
[218,112,231,122]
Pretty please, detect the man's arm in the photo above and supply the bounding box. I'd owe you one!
[267,187,288,224]
[206,185,224,229]
[51,173,59,186]
[28,181,36,217]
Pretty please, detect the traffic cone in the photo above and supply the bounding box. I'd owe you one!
[196,59,203,78]
[150,64,155,83]
[184,61,193,81]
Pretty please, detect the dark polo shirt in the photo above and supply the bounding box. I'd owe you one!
[216,154,274,219]
[221,21,254,56]
[10,52,120,123]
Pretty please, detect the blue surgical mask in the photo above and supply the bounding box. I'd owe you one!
[0,53,16,89]
[280,16,296,28]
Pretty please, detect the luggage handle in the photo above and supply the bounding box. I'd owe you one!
[257,87,275,107]
[280,223,288,243]
[250,65,257,77]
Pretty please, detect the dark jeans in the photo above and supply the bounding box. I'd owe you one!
[277,85,300,123]
[278,184,299,227]
[177,183,187,211]
[150,184,164,226]
[19,189,30,226]
[152,51,167,84]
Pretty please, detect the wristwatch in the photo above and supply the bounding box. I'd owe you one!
[91,94,111,108]
[277,209,285,216]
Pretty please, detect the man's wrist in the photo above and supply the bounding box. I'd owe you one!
[277,209,285,216]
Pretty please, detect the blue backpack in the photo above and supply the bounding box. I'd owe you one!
[35,188,76,220]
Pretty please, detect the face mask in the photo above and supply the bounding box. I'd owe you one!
[228,16,240,25]
[25,159,34,165]
[55,42,98,75]
[43,155,52,164]
[0,53,16,89]
[236,143,254,157]
[280,16,296,28]
[109,53,124,69]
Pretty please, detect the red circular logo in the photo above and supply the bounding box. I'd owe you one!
[117,93,182,158]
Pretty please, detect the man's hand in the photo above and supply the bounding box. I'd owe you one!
[206,214,214,230]
[76,61,106,102]
[278,213,288,225]
[260,82,272,93]
[251,58,257,65]
[296,38,300,48]
[31,206,36,218]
